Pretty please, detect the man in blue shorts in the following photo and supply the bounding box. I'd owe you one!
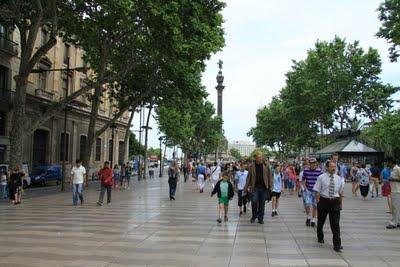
[302,158,322,227]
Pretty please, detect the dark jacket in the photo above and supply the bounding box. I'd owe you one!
[211,179,234,199]
[244,161,273,193]
[168,167,179,183]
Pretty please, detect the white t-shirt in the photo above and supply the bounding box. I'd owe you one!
[210,166,221,181]
[71,165,86,184]
[235,170,248,190]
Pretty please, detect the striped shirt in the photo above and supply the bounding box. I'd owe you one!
[302,167,322,191]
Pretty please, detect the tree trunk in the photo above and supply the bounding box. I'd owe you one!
[142,104,153,179]
[121,107,135,164]
[82,47,108,173]
[9,76,28,168]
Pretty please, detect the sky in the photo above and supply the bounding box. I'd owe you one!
[133,0,400,156]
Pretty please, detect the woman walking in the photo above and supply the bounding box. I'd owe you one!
[9,166,24,205]
[350,162,359,196]
[113,164,120,189]
[358,163,370,200]
[168,161,180,200]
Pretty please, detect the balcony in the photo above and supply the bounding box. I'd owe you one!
[98,108,106,116]
[35,89,55,101]
[0,35,18,56]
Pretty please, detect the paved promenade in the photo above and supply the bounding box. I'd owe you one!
[0,177,399,267]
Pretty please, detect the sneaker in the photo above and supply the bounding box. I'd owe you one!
[97,202,103,206]
[333,247,342,252]
[306,219,311,227]
[250,218,256,223]
[217,218,222,223]
[386,224,397,229]
[224,216,228,222]
[318,239,324,244]
[274,211,278,216]
[258,219,264,224]
[311,222,316,227]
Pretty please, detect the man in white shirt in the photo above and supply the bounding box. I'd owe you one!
[235,163,249,215]
[313,160,345,252]
[386,157,400,229]
[210,162,221,188]
[70,159,87,206]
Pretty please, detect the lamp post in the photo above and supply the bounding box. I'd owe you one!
[110,123,117,168]
[158,136,164,177]
[138,104,143,180]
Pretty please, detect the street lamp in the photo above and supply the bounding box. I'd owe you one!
[110,123,117,168]
[141,125,152,180]
[158,136,164,177]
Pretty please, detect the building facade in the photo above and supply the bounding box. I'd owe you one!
[228,140,256,157]
[0,24,130,173]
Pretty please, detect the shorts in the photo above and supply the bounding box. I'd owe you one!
[237,190,248,206]
[218,197,229,206]
[271,191,281,199]
[302,190,317,207]
[287,179,295,189]
[382,182,391,196]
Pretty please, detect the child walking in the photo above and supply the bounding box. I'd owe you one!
[271,162,283,217]
[211,170,234,223]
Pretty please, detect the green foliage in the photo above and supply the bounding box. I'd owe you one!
[129,131,145,157]
[360,110,400,159]
[377,0,400,62]
[229,148,242,160]
[147,148,161,157]
[250,36,397,153]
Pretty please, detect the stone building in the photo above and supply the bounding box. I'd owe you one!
[0,24,130,173]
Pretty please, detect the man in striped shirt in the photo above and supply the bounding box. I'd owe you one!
[302,158,322,227]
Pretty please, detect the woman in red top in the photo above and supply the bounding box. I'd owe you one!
[97,161,114,206]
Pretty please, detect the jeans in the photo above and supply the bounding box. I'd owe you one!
[169,180,177,197]
[98,184,111,204]
[72,183,84,205]
[317,197,341,249]
[251,187,267,221]
[1,184,7,199]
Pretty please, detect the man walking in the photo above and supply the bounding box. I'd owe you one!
[70,159,86,206]
[97,161,114,206]
[313,161,344,252]
[386,158,400,229]
[197,162,207,193]
[245,151,273,224]
[210,162,222,188]
[302,158,322,227]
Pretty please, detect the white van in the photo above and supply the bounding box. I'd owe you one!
[0,164,31,188]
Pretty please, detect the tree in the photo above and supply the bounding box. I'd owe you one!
[147,148,161,157]
[230,148,242,160]
[250,36,397,154]
[129,131,145,158]
[0,1,75,167]
[377,0,400,62]
[361,110,400,159]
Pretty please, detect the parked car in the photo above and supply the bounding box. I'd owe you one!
[0,163,32,188]
[31,165,62,186]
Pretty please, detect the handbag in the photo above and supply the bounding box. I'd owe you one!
[265,188,272,202]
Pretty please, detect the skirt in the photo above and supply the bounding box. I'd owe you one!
[360,185,369,197]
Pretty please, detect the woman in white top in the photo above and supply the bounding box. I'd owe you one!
[210,162,221,188]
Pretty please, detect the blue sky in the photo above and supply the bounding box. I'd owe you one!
[136,0,400,154]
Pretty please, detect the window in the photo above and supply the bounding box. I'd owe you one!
[40,29,47,46]
[0,65,8,96]
[64,44,70,65]
[95,138,101,161]
[0,112,5,136]
[60,133,69,161]
[61,76,68,97]
[108,139,113,161]
[38,71,47,90]
[79,135,87,161]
